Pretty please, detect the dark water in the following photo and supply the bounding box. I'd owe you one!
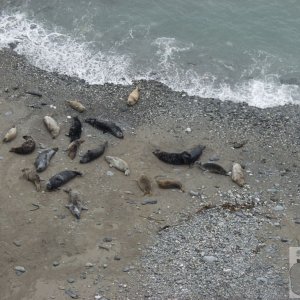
[0,0,300,107]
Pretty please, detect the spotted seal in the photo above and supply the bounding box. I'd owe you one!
[80,141,107,164]
[137,175,152,195]
[3,125,17,143]
[34,147,58,172]
[46,170,82,190]
[10,135,35,154]
[68,116,82,142]
[153,144,205,165]
[84,118,124,139]
[67,139,84,160]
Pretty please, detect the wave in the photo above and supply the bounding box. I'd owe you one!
[0,11,299,108]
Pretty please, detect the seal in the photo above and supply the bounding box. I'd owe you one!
[46,170,82,191]
[127,86,140,106]
[43,116,60,138]
[22,168,42,191]
[105,156,130,175]
[67,139,84,160]
[34,147,58,172]
[84,118,124,139]
[66,100,86,113]
[3,125,17,143]
[68,116,82,142]
[199,162,229,175]
[80,141,107,164]
[156,178,184,192]
[153,144,205,165]
[137,175,152,195]
[10,135,35,154]
[231,162,245,187]
[64,188,88,219]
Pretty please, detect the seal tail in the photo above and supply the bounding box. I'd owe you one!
[74,171,83,176]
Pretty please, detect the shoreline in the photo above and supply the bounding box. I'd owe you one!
[0,48,299,299]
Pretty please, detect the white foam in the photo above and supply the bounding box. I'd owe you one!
[0,12,299,108]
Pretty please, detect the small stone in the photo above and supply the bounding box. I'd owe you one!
[257,277,268,284]
[53,261,60,267]
[203,256,218,263]
[67,278,75,283]
[5,111,12,116]
[141,199,158,205]
[209,155,220,161]
[14,266,26,273]
[123,266,134,272]
[106,171,114,176]
[114,255,121,261]
[65,288,79,299]
[13,240,22,247]
[85,262,94,268]
[281,237,289,243]
[189,190,199,197]
[80,272,87,280]
[103,237,112,243]
[185,127,192,133]
[273,205,284,211]
[103,264,108,269]
[0,156,4,160]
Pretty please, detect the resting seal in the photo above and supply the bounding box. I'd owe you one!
[153,144,205,165]
[199,162,229,176]
[127,86,140,106]
[43,116,60,139]
[64,188,88,219]
[80,141,107,164]
[46,170,82,190]
[231,163,245,186]
[156,178,184,192]
[105,156,130,175]
[22,168,42,191]
[85,118,123,139]
[10,135,35,154]
[66,100,86,113]
[34,147,58,172]
[67,139,84,160]
[68,116,82,142]
[3,125,17,143]
[137,175,152,195]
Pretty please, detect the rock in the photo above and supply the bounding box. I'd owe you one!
[123,266,134,272]
[106,171,114,176]
[85,262,94,268]
[114,255,121,261]
[67,278,75,283]
[209,155,220,162]
[5,111,12,116]
[273,205,284,211]
[256,277,268,284]
[189,190,199,197]
[13,240,22,247]
[65,288,79,299]
[103,264,108,269]
[103,237,112,243]
[53,261,60,267]
[141,199,158,205]
[203,256,218,263]
[185,127,192,133]
[14,266,26,273]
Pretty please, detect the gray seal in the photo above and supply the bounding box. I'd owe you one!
[84,118,123,139]
[80,141,108,164]
[200,162,229,175]
[34,147,58,172]
[46,170,82,191]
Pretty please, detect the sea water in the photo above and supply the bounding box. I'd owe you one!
[0,0,299,108]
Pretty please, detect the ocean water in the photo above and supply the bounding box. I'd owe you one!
[0,0,300,108]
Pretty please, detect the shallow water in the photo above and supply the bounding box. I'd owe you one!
[0,0,300,107]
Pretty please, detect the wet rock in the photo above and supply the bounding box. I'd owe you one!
[14,266,26,274]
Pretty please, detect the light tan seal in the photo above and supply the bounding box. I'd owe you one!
[66,100,86,113]
[127,86,140,106]
[231,162,245,187]
[105,156,130,175]
[43,116,60,138]
[22,168,42,191]
[137,175,152,195]
[3,125,17,142]
[156,178,184,192]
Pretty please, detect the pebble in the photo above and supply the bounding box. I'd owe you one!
[114,255,121,261]
[103,264,108,269]
[141,199,158,205]
[123,266,134,272]
[185,127,192,133]
[53,261,60,267]
[13,240,22,247]
[189,190,199,197]
[65,288,79,299]
[0,156,3,160]
[256,277,268,284]
[103,237,112,243]
[14,266,26,273]
[106,171,114,176]
[203,256,218,263]
[5,111,12,116]
[273,205,284,211]
[85,262,94,268]
[209,155,220,161]
[67,278,75,283]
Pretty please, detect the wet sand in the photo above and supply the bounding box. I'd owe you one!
[1,49,300,299]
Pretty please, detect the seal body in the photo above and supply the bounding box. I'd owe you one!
[137,175,152,195]
[156,178,184,192]
[105,156,130,175]
[22,168,42,191]
[64,188,88,219]
[46,170,82,190]
[84,118,123,139]
[68,116,82,142]
[67,139,84,160]
[43,116,60,138]
[34,147,58,172]
[127,86,140,106]
[200,162,228,175]
[80,141,107,164]
[66,100,86,113]
[3,126,17,142]
[10,135,35,154]
[153,144,205,165]
[231,163,245,187]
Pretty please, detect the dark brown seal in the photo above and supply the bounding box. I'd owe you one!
[68,116,82,142]
[156,178,184,192]
[153,144,205,165]
[10,135,35,154]
[137,175,152,195]
[200,162,229,175]
[22,168,42,191]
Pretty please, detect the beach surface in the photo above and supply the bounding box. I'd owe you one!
[1,49,300,299]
